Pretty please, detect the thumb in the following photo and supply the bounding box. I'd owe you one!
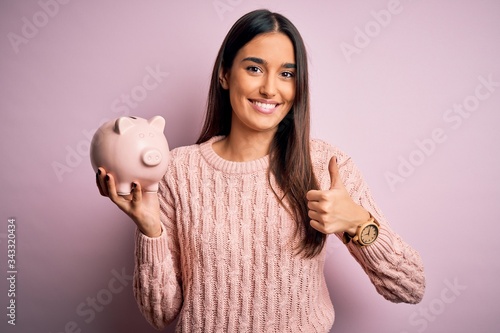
[329,156,341,190]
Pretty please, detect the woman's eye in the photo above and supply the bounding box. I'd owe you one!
[246,66,262,73]
[281,71,295,79]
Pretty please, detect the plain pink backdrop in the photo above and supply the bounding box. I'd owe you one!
[1,0,499,332]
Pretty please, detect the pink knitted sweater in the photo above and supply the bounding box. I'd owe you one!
[133,136,425,332]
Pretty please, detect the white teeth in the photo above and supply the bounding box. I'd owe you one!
[254,101,277,110]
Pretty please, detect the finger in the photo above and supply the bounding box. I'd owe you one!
[307,200,318,211]
[308,209,323,223]
[310,219,340,235]
[105,173,121,204]
[329,156,341,190]
[131,181,142,203]
[307,200,329,215]
[96,168,109,197]
[306,189,324,201]
[96,172,105,196]
[309,219,326,234]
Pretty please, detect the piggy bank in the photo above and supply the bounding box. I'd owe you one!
[90,116,170,195]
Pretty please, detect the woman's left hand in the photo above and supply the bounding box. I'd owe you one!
[306,157,370,235]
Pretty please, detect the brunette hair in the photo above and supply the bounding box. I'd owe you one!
[197,9,325,257]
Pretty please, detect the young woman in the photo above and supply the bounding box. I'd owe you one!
[96,9,425,332]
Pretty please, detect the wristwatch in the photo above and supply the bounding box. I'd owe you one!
[342,215,380,247]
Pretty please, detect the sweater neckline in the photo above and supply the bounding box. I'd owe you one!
[200,136,270,174]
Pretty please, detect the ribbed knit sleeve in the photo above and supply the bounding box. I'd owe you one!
[311,139,425,304]
[133,171,183,330]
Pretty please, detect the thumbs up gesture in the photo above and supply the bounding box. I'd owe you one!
[306,157,370,235]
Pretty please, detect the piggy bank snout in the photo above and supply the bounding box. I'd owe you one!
[142,149,163,166]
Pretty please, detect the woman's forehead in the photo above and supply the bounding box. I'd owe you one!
[235,32,295,65]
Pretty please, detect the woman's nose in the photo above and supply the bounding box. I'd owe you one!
[259,75,277,97]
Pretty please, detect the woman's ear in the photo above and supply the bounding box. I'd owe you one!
[219,68,229,90]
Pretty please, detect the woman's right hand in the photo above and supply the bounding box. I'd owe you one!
[95,167,162,238]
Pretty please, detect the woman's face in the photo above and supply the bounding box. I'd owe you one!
[220,32,296,137]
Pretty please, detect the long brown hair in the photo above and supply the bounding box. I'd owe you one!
[197,9,325,257]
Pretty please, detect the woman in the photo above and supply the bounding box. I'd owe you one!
[96,9,425,332]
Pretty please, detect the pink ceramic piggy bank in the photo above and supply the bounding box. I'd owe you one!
[90,116,170,195]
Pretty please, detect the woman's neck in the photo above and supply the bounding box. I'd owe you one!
[212,130,274,162]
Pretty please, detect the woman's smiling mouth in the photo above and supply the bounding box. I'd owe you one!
[249,99,280,114]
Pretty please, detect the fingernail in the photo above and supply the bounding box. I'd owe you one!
[105,175,110,182]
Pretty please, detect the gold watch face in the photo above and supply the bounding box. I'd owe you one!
[360,224,378,245]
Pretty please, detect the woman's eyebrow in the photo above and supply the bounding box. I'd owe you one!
[242,57,296,69]
[242,56,265,64]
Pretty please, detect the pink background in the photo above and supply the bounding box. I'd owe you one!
[1,0,499,332]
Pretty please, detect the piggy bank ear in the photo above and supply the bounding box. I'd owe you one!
[148,116,165,132]
[115,117,135,134]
